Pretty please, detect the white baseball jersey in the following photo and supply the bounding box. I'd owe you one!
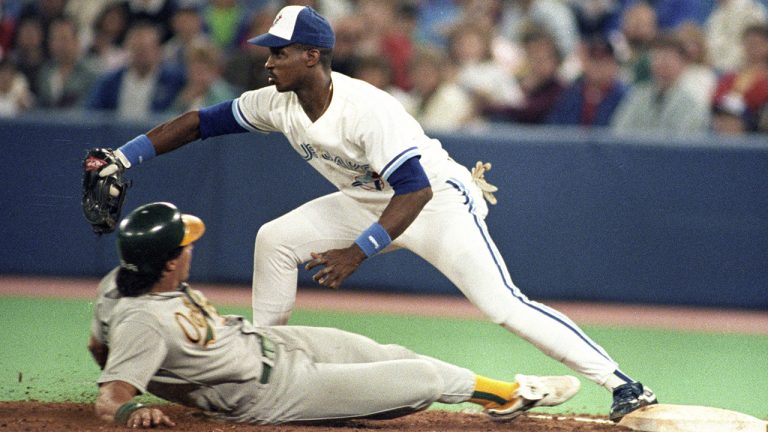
[233,72,459,202]
[239,72,629,389]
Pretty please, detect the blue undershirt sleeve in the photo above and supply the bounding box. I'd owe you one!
[387,156,431,195]
[198,100,249,140]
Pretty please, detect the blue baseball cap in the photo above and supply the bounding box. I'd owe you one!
[248,5,335,49]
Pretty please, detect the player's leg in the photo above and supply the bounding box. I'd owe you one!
[399,179,635,389]
[271,360,578,423]
[266,325,474,404]
[251,192,378,325]
[257,352,445,423]
[257,326,578,422]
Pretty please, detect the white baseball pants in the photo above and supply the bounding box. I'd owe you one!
[252,172,620,386]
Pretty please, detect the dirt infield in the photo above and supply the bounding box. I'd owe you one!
[0,402,629,432]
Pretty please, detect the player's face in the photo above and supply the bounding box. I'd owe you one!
[265,45,309,92]
[177,245,194,282]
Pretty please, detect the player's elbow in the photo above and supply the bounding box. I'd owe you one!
[420,185,433,203]
[413,185,432,207]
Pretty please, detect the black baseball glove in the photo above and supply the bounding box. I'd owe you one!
[82,148,130,234]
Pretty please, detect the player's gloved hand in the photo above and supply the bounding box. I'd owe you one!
[96,149,131,178]
[125,406,175,429]
[305,246,366,289]
[82,148,132,234]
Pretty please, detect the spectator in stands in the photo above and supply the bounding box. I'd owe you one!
[412,0,463,49]
[705,0,767,73]
[757,105,768,133]
[711,92,755,135]
[0,1,16,58]
[124,0,177,42]
[757,104,768,132]
[328,13,364,76]
[284,0,354,23]
[222,6,274,93]
[163,5,207,71]
[570,0,708,39]
[17,0,67,55]
[355,0,415,91]
[676,22,717,106]
[86,22,185,120]
[85,2,129,73]
[64,0,113,50]
[438,0,503,45]
[497,0,579,60]
[547,36,628,128]
[482,30,565,125]
[406,46,475,132]
[352,55,415,113]
[448,23,524,110]
[9,15,46,96]
[611,34,709,135]
[204,0,245,52]
[712,24,768,125]
[0,58,34,116]
[616,1,657,83]
[170,39,235,113]
[568,0,624,38]
[36,17,97,108]
[650,0,710,31]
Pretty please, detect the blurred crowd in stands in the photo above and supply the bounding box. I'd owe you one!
[2,0,768,136]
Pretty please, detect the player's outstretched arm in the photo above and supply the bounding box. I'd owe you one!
[91,110,202,181]
[98,99,249,176]
[146,111,202,155]
[146,98,250,156]
[96,380,176,428]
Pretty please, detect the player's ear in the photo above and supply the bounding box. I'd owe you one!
[164,257,179,273]
[304,48,321,67]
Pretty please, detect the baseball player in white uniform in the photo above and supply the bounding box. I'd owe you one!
[90,5,656,422]
[88,202,579,427]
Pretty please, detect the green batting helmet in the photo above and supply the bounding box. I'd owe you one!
[117,202,205,273]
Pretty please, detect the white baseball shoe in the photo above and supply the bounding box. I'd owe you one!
[485,374,581,421]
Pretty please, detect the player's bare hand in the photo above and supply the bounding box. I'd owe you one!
[126,407,175,428]
[305,246,366,289]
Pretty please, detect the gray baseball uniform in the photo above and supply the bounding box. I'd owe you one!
[91,268,475,424]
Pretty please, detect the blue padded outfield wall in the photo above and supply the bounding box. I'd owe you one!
[1,113,766,309]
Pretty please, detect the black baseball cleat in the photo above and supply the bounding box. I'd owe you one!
[609,382,657,422]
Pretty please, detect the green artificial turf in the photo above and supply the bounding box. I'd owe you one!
[1,297,766,419]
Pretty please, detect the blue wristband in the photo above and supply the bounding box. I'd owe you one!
[354,223,392,258]
[118,134,156,166]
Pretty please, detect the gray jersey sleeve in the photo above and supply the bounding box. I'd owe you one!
[97,311,168,394]
[90,267,120,345]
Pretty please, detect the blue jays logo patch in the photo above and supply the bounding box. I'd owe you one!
[352,171,384,191]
